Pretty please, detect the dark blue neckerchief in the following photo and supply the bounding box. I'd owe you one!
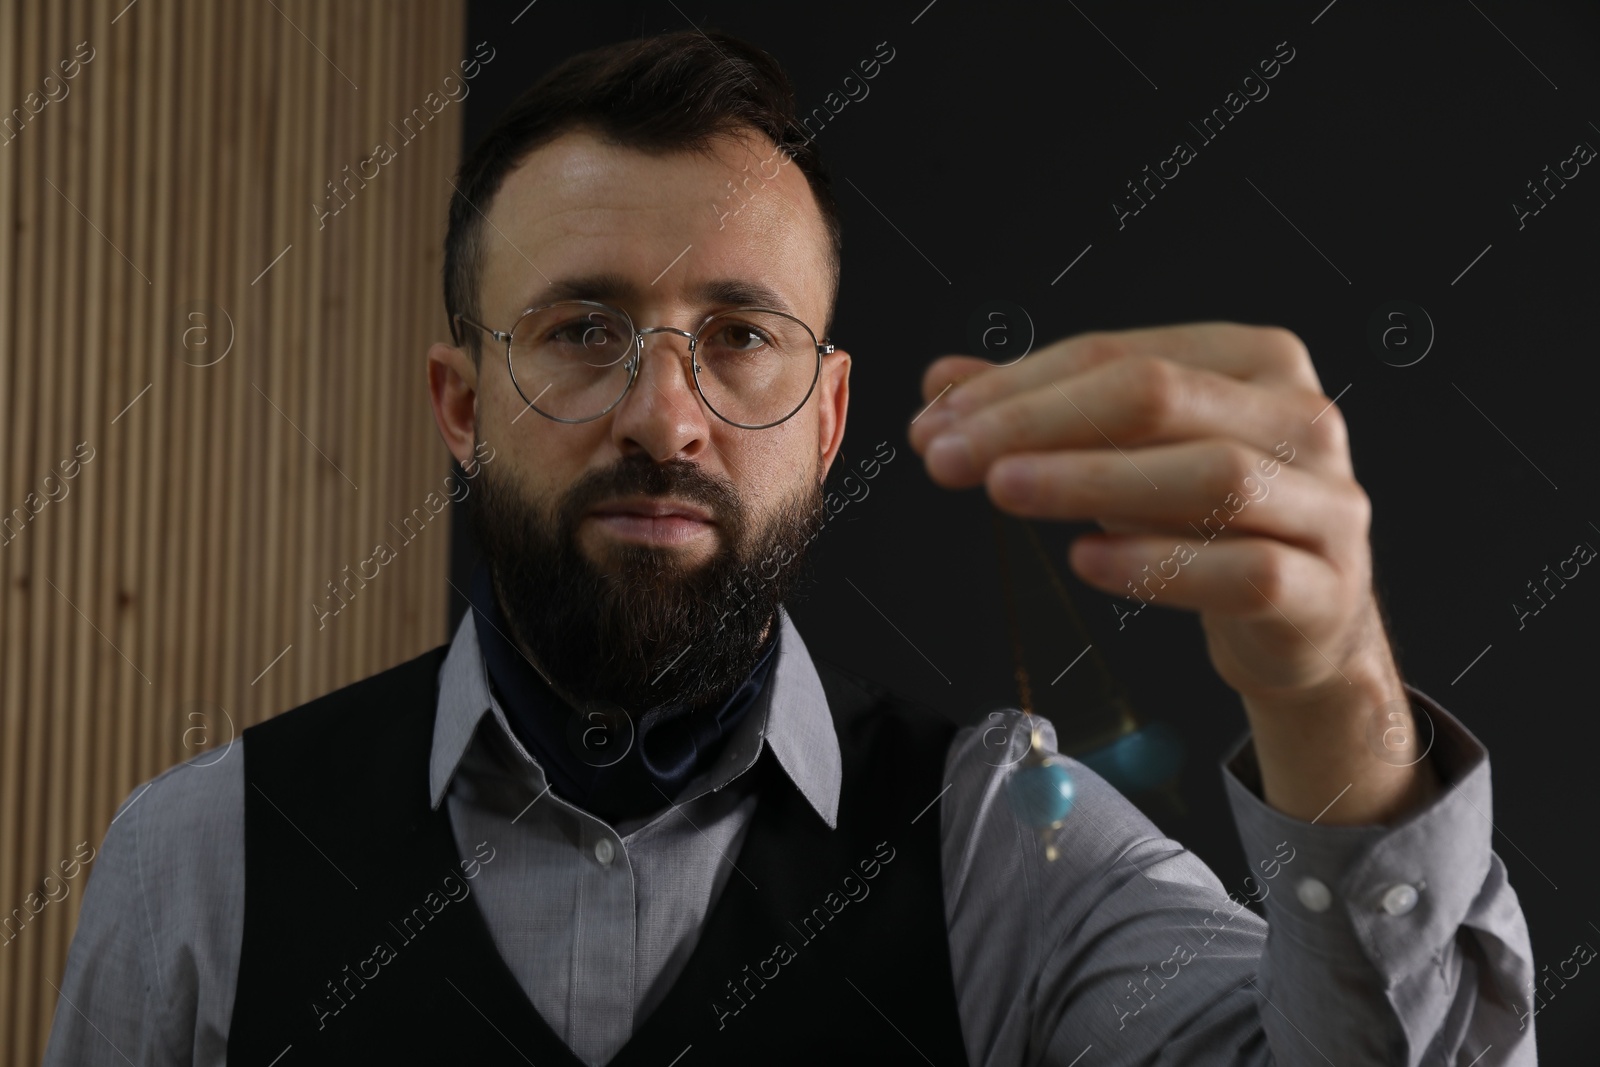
[467,560,778,825]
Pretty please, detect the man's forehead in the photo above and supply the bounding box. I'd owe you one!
[478,128,826,315]
[514,271,797,318]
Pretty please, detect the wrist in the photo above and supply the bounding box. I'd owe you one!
[1241,645,1438,826]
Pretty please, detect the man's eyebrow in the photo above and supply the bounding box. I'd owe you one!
[521,274,794,316]
[523,272,635,308]
[688,279,793,315]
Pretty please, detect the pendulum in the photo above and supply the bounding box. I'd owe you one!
[1004,725,1074,860]
[1004,721,1075,861]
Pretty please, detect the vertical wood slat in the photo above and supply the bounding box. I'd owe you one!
[11,1,48,1055]
[0,0,22,1043]
[0,3,466,1061]
[58,0,95,1033]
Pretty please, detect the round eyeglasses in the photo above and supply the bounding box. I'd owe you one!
[452,300,835,430]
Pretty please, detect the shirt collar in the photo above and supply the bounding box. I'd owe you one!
[429,602,842,828]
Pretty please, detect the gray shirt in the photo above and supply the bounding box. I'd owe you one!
[41,605,1536,1066]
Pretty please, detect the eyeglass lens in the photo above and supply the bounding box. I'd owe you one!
[506,302,819,426]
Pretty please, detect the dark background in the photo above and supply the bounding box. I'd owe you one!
[448,0,1600,1058]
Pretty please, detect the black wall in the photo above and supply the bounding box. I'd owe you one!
[448,2,1600,1058]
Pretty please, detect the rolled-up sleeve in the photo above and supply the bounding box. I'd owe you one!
[1220,683,1536,1065]
[941,685,1537,1066]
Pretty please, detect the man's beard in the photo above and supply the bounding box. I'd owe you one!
[464,443,828,720]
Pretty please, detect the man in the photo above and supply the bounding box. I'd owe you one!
[45,30,1534,1067]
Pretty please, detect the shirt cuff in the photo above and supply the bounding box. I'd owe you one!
[1218,682,1493,976]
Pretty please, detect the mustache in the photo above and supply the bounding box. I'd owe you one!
[559,453,744,533]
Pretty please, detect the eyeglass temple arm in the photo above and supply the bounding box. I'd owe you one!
[452,313,512,346]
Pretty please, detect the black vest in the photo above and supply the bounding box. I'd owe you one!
[226,643,971,1066]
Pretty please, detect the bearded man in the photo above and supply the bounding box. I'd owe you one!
[44,30,1534,1067]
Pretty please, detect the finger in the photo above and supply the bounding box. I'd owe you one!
[911,351,1119,445]
[912,352,1350,477]
[924,322,1322,422]
[980,441,1368,558]
[912,355,994,423]
[1068,531,1343,629]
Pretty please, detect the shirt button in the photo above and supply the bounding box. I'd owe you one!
[1380,883,1419,916]
[1296,877,1332,913]
[594,838,615,867]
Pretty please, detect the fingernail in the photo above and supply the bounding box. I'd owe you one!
[943,386,975,414]
[927,432,977,480]
[913,407,956,438]
[1069,535,1110,578]
[991,456,1037,507]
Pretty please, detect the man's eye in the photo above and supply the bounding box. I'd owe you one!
[711,324,770,351]
[549,319,618,347]
[548,324,586,344]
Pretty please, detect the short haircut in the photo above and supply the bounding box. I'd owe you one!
[443,30,843,361]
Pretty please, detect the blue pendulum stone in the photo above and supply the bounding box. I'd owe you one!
[1078,721,1185,794]
[1006,759,1075,828]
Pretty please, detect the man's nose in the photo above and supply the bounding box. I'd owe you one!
[609,329,713,460]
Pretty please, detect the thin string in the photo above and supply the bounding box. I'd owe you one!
[992,506,1036,720]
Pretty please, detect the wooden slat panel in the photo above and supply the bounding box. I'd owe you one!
[0,2,466,1060]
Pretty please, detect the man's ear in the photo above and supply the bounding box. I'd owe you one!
[817,347,850,483]
[428,341,479,469]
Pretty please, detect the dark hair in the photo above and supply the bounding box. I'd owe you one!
[443,30,843,361]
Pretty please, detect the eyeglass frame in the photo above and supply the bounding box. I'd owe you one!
[452,298,837,431]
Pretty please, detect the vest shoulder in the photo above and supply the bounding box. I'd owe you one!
[244,642,450,746]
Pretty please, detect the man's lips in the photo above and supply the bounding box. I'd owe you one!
[586,496,715,523]
[585,496,717,546]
